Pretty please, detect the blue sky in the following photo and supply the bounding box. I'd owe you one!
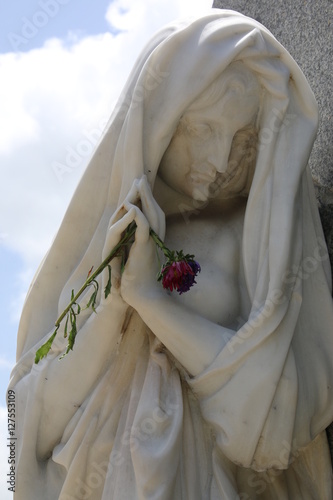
[0,0,213,496]
[0,0,112,53]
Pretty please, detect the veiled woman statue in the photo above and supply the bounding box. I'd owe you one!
[9,10,333,499]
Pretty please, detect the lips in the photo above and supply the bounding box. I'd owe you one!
[189,168,216,184]
[190,175,214,185]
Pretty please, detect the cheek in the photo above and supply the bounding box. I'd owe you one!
[158,135,191,191]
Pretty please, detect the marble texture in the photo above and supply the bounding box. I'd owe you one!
[212,0,333,278]
[9,10,333,499]
[213,0,333,463]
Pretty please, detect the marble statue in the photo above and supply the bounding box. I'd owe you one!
[9,10,333,499]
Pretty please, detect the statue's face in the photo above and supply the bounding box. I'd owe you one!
[158,81,259,202]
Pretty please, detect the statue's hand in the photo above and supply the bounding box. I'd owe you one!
[137,175,165,239]
[100,180,140,308]
[102,176,164,308]
[120,177,165,308]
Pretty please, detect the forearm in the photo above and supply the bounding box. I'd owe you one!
[133,290,234,376]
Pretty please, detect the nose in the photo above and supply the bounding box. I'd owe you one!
[207,131,234,173]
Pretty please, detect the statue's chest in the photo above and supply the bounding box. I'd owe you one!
[164,213,244,327]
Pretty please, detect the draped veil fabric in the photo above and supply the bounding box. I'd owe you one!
[10,10,333,499]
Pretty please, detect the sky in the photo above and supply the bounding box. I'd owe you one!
[0,0,213,496]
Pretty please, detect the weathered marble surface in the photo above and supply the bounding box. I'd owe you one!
[213,0,333,278]
[213,0,333,464]
[9,10,333,499]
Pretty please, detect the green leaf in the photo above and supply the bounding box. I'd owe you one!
[59,345,71,360]
[87,289,98,312]
[92,279,99,291]
[34,327,59,364]
[73,303,81,315]
[64,314,69,338]
[91,292,98,313]
[86,291,95,309]
[59,309,77,359]
[104,265,112,299]
[67,309,77,351]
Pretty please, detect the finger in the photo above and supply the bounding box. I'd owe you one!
[102,207,136,261]
[108,179,140,229]
[139,175,166,238]
[124,178,140,206]
[123,202,150,243]
[108,205,127,229]
[139,176,158,232]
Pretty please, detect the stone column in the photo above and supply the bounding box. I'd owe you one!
[213,0,333,458]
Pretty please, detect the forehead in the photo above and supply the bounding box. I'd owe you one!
[182,95,253,129]
[182,75,260,129]
[182,62,260,118]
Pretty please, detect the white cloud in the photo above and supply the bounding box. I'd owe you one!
[1,0,213,272]
[0,358,15,371]
[0,33,129,269]
[106,0,213,32]
[105,0,213,53]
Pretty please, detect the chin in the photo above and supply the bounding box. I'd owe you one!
[191,187,209,202]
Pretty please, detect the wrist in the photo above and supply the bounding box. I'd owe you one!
[98,292,129,316]
[122,281,166,311]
